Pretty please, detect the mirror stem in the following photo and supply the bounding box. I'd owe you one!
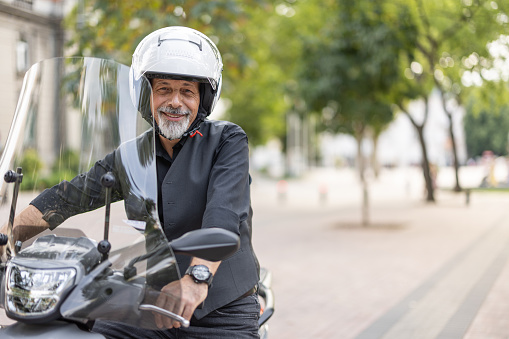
[98,172,115,261]
[4,168,23,255]
[101,172,115,241]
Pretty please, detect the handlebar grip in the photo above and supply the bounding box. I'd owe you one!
[139,304,190,327]
[0,234,7,246]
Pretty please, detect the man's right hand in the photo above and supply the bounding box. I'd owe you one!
[0,241,15,263]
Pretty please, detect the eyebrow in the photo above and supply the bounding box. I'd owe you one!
[153,79,197,88]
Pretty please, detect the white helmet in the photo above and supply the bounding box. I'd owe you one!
[129,26,223,120]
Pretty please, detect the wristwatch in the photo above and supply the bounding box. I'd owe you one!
[185,265,213,287]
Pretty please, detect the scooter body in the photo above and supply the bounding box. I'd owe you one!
[1,321,104,338]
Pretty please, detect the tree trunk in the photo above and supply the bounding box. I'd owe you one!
[416,125,435,202]
[446,112,461,191]
[398,98,435,202]
[371,131,380,179]
[354,124,369,226]
[439,91,462,192]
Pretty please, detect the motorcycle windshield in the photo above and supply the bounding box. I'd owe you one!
[0,57,182,329]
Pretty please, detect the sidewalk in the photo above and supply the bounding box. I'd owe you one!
[251,166,509,339]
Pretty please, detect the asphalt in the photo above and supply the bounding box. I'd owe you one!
[250,166,509,339]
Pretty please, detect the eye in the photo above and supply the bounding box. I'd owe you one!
[156,87,170,94]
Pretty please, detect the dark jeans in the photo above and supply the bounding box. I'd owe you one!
[92,294,260,339]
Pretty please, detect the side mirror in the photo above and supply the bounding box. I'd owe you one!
[170,228,240,262]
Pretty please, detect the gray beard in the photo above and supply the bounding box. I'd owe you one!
[156,107,191,140]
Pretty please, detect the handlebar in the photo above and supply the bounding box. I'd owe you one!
[139,304,190,328]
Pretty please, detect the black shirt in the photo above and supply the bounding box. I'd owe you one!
[155,135,185,226]
[32,122,251,232]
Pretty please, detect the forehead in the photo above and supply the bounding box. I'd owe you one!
[151,78,199,89]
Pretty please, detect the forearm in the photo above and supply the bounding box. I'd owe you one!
[0,205,49,242]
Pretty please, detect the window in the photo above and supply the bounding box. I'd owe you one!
[14,0,33,10]
[16,40,29,73]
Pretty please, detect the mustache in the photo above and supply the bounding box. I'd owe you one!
[157,107,190,116]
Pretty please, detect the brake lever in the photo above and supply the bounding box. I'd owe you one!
[138,304,190,327]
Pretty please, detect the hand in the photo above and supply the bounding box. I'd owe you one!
[0,225,12,263]
[0,243,8,263]
[154,275,208,329]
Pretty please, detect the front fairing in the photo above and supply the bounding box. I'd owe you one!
[0,57,181,328]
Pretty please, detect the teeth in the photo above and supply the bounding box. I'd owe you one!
[158,108,188,118]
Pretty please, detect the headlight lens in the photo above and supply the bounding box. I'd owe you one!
[5,264,76,317]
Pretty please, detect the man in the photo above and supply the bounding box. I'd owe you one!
[1,26,260,338]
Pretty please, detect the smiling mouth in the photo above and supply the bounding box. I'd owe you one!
[158,108,189,120]
[163,112,185,119]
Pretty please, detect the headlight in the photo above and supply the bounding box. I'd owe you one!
[5,263,76,317]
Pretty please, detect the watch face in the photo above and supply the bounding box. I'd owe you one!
[193,265,210,281]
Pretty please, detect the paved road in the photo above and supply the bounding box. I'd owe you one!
[251,167,509,339]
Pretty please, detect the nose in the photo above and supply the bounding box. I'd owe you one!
[166,91,183,109]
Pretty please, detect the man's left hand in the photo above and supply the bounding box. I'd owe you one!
[154,275,208,329]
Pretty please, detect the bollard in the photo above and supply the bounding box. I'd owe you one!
[465,189,471,206]
[319,183,328,203]
[277,180,288,203]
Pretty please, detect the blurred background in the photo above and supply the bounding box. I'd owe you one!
[2,0,509,338]
[1,0,509,203]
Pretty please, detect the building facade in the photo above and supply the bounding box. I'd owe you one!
[0,0,66,153]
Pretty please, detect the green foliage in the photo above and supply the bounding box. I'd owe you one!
[298,0,407,137]
[38,170,77,190]
[19,149,81,191]
[19,149,43,191]
[20,149,42,175]
[67,0,268,64]
[63,0,509,151]
[222,2,299,144]
[52,149,81,174]
[464,87,509,157]
[464,109,509,157]
[223,0,341,144]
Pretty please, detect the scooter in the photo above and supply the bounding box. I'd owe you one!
[0,57,274,337]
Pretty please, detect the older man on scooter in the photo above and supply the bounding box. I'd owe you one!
[1,26,260,338]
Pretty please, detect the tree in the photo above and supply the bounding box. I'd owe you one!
[395,0,509,193]
[218,2,294,146]
[388,41,436,201]
[225,0,337,148]
[298,0,408,225]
